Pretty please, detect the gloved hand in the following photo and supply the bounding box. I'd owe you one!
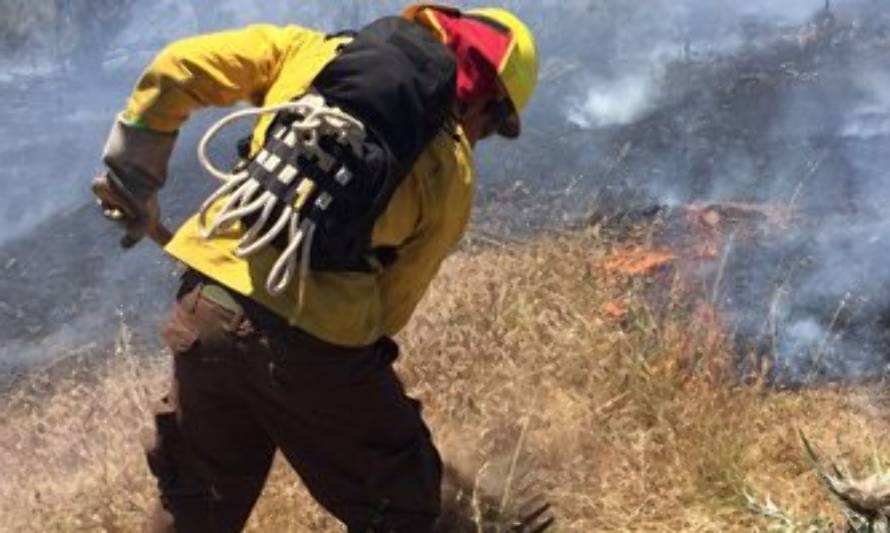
[92,172,166,247]
[94,115,177,247]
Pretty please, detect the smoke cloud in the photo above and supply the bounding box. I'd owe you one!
[2,0,889,386]
[567,74,655,128]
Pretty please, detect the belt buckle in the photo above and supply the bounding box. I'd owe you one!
[199,283,244,316]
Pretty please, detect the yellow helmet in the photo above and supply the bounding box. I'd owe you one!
[465,7,538,136]
[403,4,539,137]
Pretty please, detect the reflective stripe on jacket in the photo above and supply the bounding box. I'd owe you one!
[124,24,474,347]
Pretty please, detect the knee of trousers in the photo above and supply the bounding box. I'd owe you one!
[362,432,444,528]
[144,404,215,501]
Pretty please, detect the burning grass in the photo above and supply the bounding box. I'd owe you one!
[2,226,890,531]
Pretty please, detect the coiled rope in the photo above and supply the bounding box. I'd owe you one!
[196,92,366,302]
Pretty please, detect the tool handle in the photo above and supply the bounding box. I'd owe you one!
[120,220,173,248]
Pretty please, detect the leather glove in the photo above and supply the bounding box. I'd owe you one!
[92,172,165,248]
[94,116,177,247]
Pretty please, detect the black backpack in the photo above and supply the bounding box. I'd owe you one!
[246,16,458,271]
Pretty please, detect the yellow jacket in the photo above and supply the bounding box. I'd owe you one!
[124,24,475,346]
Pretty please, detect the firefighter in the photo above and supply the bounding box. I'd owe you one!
[96,4,537,532]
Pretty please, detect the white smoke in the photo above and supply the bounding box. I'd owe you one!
[842,69,890,140]
[567,73,655,128]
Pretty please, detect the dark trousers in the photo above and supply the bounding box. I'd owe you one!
[146,279,442,532]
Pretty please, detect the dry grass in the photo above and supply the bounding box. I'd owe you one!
[3,227,890,531]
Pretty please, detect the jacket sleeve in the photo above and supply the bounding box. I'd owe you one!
[122,24,318,133]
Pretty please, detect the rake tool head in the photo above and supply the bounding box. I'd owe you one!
[509,497,555,532]
[437,460,556,532]
[503,466,555,532]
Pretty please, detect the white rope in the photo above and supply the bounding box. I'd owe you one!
[235,191,277,256]
[298,222,316,309]
[197,171,248,232]
[196,92,365,298]
[201,179,261,237]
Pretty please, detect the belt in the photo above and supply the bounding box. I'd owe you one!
[179,269,290,331]
[197,281,244,315]
[179,269,386,355]
[179,270,398,360]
